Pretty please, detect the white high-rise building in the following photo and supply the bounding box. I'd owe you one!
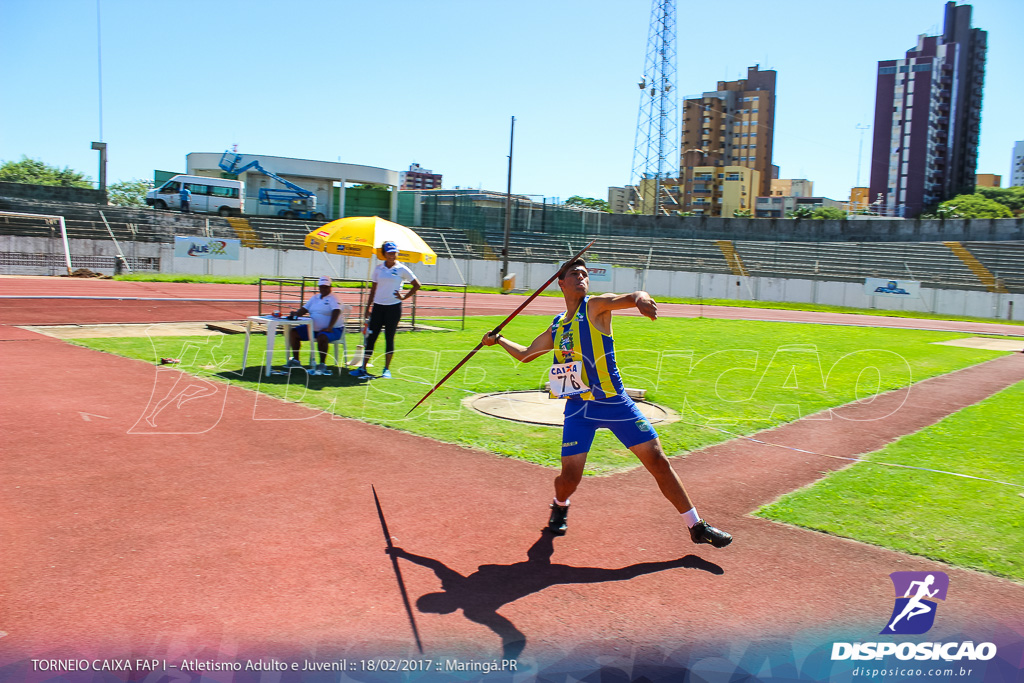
[1011,141,1024,187]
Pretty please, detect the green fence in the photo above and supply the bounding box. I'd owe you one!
[332,187,392,219]
[414,194,608,236]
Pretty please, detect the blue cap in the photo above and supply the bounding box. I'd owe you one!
[382,241,398,253]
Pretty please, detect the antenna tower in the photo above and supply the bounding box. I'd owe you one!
[854,123,870,187]
[630,0,678,216]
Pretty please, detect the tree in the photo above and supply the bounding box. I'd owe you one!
[565,195,610,212]
[920,204,962,219]
[938,194,1014,219]
[975,187,1024,216]
[0,156,93,187]
[732,208,752,218]
[810,207,847,220]
[108,179,153,207]
[786,206,815,219]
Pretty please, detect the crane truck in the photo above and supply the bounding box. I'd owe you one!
[218,151,326,221]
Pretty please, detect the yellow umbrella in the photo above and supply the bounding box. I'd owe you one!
[304,216,437,265]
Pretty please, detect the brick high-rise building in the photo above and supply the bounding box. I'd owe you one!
[400,163,442,191]
[868,2,986,217]
[679,65,776,215]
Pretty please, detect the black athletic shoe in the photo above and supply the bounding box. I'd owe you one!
[689,519,732,548]
[547,503,569,535]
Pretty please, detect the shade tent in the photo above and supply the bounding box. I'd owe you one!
[304,216,437,265]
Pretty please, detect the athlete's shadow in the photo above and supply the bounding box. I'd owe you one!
[387,532,723,659]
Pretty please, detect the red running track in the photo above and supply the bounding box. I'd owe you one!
[1,275,1023,678]
[2,276,1021,338]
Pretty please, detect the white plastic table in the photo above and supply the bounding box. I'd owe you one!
[241,315,315,377]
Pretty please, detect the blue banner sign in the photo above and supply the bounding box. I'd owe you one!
[864,277,921,299]
[174,236,241,260]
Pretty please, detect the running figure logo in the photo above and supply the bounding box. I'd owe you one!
[880,571,949,635]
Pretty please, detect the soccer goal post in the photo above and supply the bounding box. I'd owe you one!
[0,211,73,275]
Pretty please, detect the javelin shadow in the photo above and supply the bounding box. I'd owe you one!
[387,533,723,659]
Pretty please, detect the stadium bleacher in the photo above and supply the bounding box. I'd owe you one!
[2,194,1022,293]
[0,196,230,244]
[960,241,1024,292]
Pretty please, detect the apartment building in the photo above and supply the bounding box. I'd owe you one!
[674,160,760,217]
[770,179,814,197]
[400,163,442,191]
[679,65,776,206]
[850,186,870,211]
[607,186,636,214]
[868,2,986,216]
[1011,141,1024,187]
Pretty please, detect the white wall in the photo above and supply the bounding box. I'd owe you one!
[0,235,164,276]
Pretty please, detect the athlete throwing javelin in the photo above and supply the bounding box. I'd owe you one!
[481,258,732,547]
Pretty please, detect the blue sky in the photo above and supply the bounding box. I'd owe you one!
[1,0,1021,203]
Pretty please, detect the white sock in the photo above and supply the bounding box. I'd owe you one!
[681,507,700,528]
[554,498,570,507]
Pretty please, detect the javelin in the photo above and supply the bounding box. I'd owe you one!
[405,238,596,417]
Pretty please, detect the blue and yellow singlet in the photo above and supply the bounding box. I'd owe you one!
[550,295,626,401]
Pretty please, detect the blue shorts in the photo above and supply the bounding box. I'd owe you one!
[560,394,657,457]
[294,326,343,342]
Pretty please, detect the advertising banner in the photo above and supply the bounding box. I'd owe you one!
[865,277,921,299]
[174,236,241,260]
[585,262,613,283]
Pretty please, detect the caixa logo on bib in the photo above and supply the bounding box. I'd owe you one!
[831,571,997,662]
[882,571,948,635]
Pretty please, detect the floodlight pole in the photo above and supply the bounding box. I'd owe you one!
[91,141,107,194]
[501,116,515,284]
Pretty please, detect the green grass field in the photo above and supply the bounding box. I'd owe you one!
[71,315,1010,473]
[757,379,1024,581]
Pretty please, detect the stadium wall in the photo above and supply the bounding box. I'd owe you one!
[0,181,108,205]
[2,236,1020,321]
[3,191,1023,244]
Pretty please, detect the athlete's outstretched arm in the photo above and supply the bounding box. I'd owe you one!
[481,328,553,363]
[386,547,462,583]
[589,291,658,320]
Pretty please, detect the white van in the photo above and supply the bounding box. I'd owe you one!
[146,175,245,217]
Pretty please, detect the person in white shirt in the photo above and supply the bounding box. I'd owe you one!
[350,241,420,379]
[288,276,344,376]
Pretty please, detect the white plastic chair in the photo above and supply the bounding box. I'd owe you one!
[329,304,352,368]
